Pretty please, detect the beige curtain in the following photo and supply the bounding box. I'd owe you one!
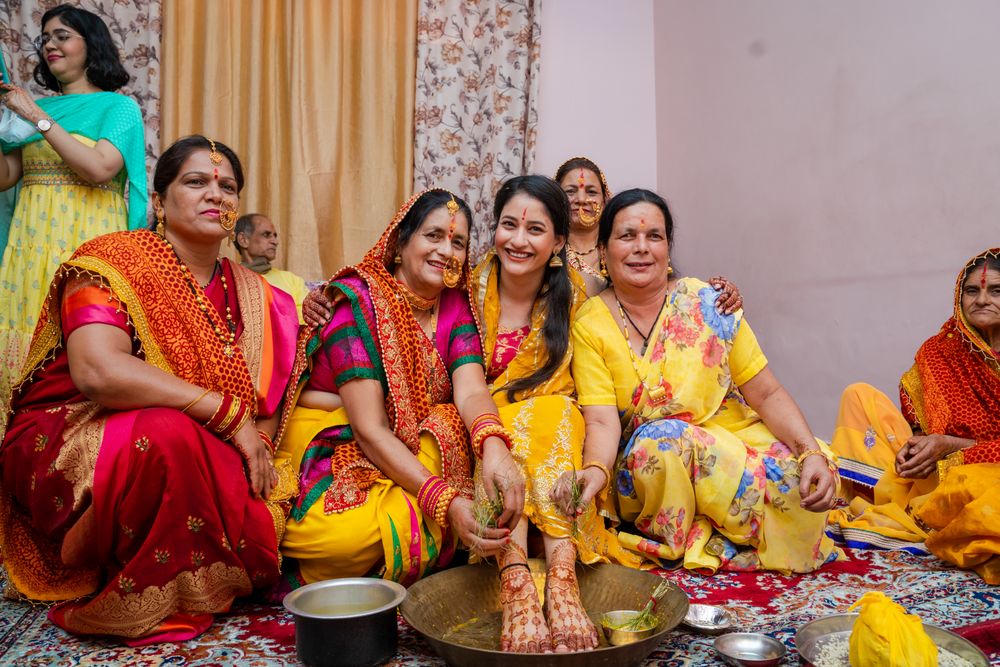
[162,0,416,279]
[413,0,541,261]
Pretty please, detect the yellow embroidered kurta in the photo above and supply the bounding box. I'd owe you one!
[472,255,642,567]
[572,278,842,574]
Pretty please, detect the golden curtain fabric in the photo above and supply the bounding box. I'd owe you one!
[162,0,416,279]
[413,0,541,260]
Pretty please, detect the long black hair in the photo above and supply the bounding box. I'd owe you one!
[34,4,129,92]
[491,175,573,402]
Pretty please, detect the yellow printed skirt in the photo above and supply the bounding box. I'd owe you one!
[276,406,454,585]
[499,395,643,568]
[0,138,128,421]
[616,417,842,574]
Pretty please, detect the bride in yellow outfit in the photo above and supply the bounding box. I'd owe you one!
[472,175,644,654]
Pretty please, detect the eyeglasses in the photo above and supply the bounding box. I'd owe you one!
[33,29,82,51]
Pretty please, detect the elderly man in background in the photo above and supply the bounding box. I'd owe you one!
[234,213,309,322]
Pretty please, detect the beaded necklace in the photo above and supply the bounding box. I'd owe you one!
[168,241,237,357]
[614,291,670,404]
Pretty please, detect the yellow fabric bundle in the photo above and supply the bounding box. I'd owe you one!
[848,592,937,666]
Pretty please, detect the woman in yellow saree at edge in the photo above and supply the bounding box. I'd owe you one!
[829,248,1000,582]
[275,190,524,590]
[554,188,843,574]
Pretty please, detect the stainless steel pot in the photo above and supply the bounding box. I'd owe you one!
[283,578,407,667]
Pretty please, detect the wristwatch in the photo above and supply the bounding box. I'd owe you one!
[35,118,53,133]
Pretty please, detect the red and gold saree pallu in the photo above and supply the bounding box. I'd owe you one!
[0,230,297,642]
[277,191,481,585]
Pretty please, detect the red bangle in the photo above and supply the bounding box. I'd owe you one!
[258,430,275,455]
[205,393,233,432]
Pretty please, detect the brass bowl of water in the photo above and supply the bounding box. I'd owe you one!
[400,559,688,666]
[283,578,406,667]
[600,609,660,646]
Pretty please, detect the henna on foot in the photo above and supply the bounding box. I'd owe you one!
[544,540,598,652]
[499,543,552,653]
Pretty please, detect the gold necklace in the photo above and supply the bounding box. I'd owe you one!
[614,293,669,405]
[567,247,605,279]
[396,279,435,311]
[168,242,237,357]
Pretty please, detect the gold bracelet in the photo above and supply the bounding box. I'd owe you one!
[181,388,212,414]
[433,486,459,527]
[796,448,834,473]
[582,460,611,492]
[936,449,965,482]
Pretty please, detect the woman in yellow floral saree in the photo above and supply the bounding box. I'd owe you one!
[560,188,842,575]
[829,248,1000,583]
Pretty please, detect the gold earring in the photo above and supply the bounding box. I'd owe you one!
[667,265,674,276]
[442,256,462,288]
[549,253,564,268]
[155,209,165,236]
[394,254,402,265]
[220,201,238,232]
[599,257,608,278]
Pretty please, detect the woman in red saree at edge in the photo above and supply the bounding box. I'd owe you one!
[0,135,298,643]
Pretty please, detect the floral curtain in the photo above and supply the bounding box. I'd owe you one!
[0,0,162,174]
[413,0,541,260]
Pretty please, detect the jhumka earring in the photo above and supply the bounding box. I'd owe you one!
[220,200,239,232]
[667,265,674,276]
[394,254,402,265]
[442,256,462,288]
[578,199,602,227]
[599,257,609,279]
[155,208,165,236]
[549,252,564,268]
[208,139,223,165]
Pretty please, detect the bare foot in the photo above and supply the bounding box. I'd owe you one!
[499,545,552,653]
[544,541,598,652]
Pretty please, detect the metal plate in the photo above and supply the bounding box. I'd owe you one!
[795,614,989,667]
[400,559,688,667]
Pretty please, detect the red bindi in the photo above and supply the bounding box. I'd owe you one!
[982,267,988,289]
[213,168,219,180]
[578,169,585,189]
[521,207,527,224]
[639,217,646,229]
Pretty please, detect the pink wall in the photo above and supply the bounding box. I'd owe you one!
[535,0,658,189]
[653,2,1000,433]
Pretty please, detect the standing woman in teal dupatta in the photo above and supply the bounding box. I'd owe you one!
[0,5,146,422]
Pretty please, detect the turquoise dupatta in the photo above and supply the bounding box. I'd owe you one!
[0,92,147,230]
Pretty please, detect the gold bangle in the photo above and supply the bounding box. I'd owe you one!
[797,448,834,473]
[583,460,611,492]
[181,388,212,414]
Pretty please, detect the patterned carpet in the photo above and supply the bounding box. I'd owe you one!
[0,550,997,666]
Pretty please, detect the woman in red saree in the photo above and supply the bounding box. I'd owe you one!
[0,136,298,643]
[830,248,1000,582]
